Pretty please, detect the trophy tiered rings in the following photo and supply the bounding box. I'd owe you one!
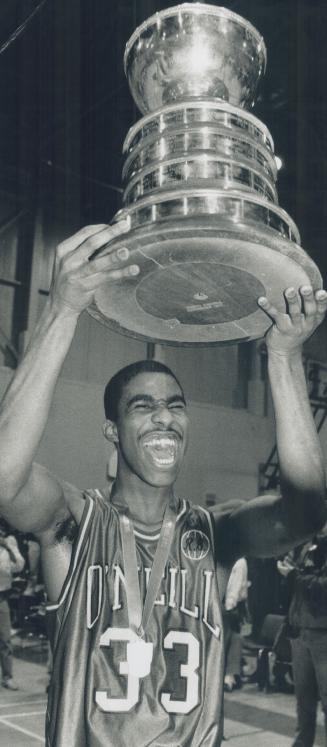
[88,3,321,345]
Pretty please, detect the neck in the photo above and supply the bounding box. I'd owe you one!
[111,473,175,525]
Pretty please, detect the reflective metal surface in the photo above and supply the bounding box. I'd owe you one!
[124,4,266,114]
[115,190,300,244]
[88,3,321,345]
[123,124,277,184]
[123,158,278,206]
[123,102,274,154]
[87,212,320,345]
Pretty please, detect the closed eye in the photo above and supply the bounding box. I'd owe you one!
[127,395,186,412]
[169,402,186,410]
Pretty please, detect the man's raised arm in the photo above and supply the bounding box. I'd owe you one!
[0,222,139,534]
[215,285,327,561]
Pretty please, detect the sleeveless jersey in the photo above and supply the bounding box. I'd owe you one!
[46,491,225,747]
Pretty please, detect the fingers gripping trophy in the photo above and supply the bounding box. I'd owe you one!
[88,3,322,345]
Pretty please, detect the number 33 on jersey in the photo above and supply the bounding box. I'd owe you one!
[46,492,225,747]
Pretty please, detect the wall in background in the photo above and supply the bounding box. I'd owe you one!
[2,364,327,508]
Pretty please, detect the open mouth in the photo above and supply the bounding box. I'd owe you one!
[142,433,180,468]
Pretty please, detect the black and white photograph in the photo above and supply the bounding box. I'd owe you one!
[0,1,327,745]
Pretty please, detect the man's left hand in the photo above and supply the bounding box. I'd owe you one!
[258,285,327,354]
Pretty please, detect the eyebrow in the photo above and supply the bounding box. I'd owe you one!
[126,393,186,409]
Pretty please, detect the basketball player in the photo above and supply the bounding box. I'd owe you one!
[0,221,326,747]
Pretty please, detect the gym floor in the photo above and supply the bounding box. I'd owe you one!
[0,656,324,746]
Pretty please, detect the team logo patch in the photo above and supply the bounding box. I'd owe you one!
[181,529,210,560]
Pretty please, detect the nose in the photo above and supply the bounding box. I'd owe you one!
[151,403,173,427]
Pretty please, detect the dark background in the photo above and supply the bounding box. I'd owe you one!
[0,0,326,284]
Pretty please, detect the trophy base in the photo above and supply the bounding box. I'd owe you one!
[88,217,321,346]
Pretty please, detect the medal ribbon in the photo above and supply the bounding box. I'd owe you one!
[119,501,177,638]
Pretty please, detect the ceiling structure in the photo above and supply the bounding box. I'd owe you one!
[0,0,326,281]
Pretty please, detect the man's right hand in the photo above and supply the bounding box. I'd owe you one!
[0,220,139,536]
[49,221,139,315]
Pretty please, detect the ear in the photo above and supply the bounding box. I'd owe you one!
[103,419,119,444]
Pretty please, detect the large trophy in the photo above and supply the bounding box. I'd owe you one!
[88,3,321,345]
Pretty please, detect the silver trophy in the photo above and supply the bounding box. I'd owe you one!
[88,3,321,345]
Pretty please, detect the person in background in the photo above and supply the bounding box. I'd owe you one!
[278,527,327,746]
[24,537,41,595]
[0,519,25,689]
[223,557,249,692]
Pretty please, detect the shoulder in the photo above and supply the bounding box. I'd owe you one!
[181,500,245,565]
[54,486,111,545]
[182,502,210,526]
[54,487,95,541]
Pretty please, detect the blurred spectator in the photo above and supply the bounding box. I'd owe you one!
[24,539,41,595]
[279,527,327,746]
[223,557,250,692]
[0,519,25,689]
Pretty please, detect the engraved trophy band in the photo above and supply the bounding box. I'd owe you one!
[88,3,321,345]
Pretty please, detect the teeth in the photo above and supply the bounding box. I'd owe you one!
[143,436,177,449]
[143,434,178,467]
[145,437,175,447]
[152,455,175,465]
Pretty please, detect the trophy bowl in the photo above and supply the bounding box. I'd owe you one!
[88,191,322,346]
[124,3,267,114]
[87,4,322,346]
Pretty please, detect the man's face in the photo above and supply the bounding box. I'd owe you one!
[115,372,189,487]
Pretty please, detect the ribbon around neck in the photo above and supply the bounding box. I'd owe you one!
[118,501,177,638]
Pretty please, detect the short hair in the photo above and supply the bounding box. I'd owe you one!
[104,360,184,423]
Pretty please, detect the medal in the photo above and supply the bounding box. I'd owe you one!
[127,637,154,677]
[118,502,177,679]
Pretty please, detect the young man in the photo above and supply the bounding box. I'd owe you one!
[0,221,326,746]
